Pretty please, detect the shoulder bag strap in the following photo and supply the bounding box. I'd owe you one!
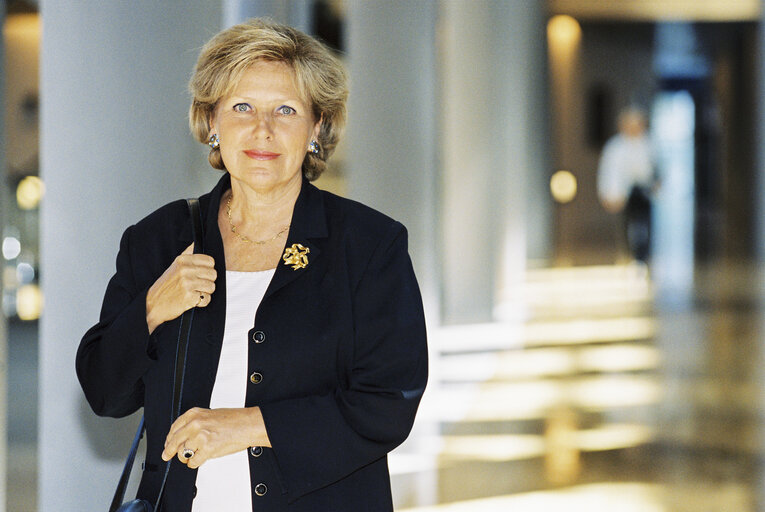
[109,417,146,512]
[154,198,204,511]
[109,198,203,512]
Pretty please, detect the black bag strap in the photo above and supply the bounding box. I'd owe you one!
[109,198,203,512]
[172,198,203,419]
[109,417,146,512]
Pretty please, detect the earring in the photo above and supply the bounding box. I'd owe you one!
[308,140,320,154]
[208,134,220,149]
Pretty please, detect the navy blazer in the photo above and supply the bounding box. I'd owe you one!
[76,173,428,511]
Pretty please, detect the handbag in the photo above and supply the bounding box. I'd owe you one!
[110,198,204,512]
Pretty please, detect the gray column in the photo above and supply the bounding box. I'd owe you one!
[39,3,221,509]
[223,0,313,32]
[345,0,440,323]
[440,0,550,323]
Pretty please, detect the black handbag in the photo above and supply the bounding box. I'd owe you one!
[110,198,204,512]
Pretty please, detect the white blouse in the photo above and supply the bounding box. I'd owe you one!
[191,269,275,511]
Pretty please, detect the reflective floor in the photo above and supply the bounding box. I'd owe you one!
[390,261,765,511]
[8,261,765,510]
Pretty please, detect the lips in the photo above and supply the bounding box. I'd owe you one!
[244,149,280,160]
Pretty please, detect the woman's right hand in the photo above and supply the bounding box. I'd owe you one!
[146,243,217,334]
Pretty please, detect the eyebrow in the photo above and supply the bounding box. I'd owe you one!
[227,94,306,104]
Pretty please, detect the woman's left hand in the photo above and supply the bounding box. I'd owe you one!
[161,406,271,469]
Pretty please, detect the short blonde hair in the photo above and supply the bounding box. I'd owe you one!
[189,18,348,180]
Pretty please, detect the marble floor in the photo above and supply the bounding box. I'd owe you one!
[8,261,765,511]
[390,261,765,511]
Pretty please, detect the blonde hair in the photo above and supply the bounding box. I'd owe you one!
[189,18,348,180]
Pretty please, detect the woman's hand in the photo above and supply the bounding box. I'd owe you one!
[146,243,217,334]
[161,407,271,469]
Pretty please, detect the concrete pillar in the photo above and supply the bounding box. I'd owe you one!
[440,0,550,323]
[39,3,221,509]
[223,0,313,32]
[345,0,440,324]
[494,0,551,315]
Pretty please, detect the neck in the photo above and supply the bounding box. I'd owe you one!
[226,175,301,234]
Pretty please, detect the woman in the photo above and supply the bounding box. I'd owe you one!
[76,18,427,511]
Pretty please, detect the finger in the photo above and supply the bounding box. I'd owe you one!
[177,254,215,271]
[176,260,216,283]
[162,413,195,460]
[182,243,194,255]
[198,292,216,308]
[177,268,216,290]
[190,266,217,283]
[185,286,214,308]
[187,452,205,469]
[184,444,207,469]
[163,435,188,462]
[166,408,197,444]
[192,280,216,295]
[188,254,216,268]
[162,429,185,461]
[178,447,196,465]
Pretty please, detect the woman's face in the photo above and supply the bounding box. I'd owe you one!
[211,60,320,194]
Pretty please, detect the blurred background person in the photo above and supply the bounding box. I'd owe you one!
[597,107,658,264]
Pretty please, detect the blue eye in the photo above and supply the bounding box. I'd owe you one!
[233,103,251,112]
[277,105,296,115]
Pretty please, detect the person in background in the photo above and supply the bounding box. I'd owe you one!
[76,18,428,512]
[597,106,658,264]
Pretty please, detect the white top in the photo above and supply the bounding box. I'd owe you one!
[191,269,275,511]
[597,133,655,204]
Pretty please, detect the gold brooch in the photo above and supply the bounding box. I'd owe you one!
[282,243,310,270]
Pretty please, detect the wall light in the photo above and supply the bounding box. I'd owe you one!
[17,176,45,210]
[550,170,578,203]
[2,236,21,260]
[547,14,582,47]
[16,283,43,320]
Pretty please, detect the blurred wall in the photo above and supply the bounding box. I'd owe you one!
[4,12,37,178]
[0,9,6,512]
[39,2,221,509]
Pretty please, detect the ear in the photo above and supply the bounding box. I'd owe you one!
[311,114,323,142]
[207,107,219,139]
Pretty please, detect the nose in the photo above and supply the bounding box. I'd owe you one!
[252,112,274,139]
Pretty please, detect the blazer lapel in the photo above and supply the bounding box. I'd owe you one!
[263,178,328,301]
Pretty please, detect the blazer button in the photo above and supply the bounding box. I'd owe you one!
[252,330,266,343]
[249,446,263,457]
[254,483,267,496]
[249,372,263,384]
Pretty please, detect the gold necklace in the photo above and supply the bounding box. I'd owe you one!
[226,196,290,245]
